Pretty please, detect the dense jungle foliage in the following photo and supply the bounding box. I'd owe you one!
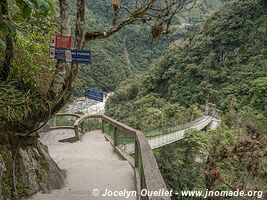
[156,108,267,199]
[106,0,267,123]
[74,0,223,96]
[0,0,56,124]
[106,0,267,198]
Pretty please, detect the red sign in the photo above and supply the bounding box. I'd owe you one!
[50,35,72,49]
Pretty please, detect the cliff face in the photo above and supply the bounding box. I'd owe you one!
[0,140,65,200]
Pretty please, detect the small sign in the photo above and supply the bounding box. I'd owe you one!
[49,47,56,58]
[50,35,72,49]
[56,35,72,49]
[54,48,65,60]
[86,88,103,102]
[65,49,72,62]
[50,36,56,47]
[53,48,91,64]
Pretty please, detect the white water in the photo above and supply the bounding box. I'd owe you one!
[65,93,112,115]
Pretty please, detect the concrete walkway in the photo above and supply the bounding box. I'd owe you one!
[27,130,136,200]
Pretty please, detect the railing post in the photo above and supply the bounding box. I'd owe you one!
[134,140,144,200]
[140,170,147,200]
[81,121,84,134]
[101,119,105,133]
[134,140,139,168]
[113,126,118,146]
[74,125,80,140]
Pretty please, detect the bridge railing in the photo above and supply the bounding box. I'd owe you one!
[73,114,171,200]
[145,116,208,139]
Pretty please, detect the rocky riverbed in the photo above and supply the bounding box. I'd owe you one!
[64,93,112,115]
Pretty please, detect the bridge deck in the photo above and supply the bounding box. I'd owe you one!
[27,130,136,200]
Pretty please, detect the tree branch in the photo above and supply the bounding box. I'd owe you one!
[84,0,197,42]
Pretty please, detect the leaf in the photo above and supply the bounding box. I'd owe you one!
[16,0,26,11]
[36,0,50,12]
[16,0,35,18]
[24,0,36,9]
[44,0,54,11]
[22,5,32,18]
[17,27,28,37]
[0,36,6,49]
[3,19,16,36]
[0,20,9,34]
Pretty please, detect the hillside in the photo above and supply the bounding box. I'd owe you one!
[0,1,266,199]
[105,1,267,198]
[73,0,223,96]
[106,0,267,124]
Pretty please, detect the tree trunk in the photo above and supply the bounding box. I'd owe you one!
[48,0,71,98]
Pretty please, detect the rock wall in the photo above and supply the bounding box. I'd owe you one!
[0,140,65,200]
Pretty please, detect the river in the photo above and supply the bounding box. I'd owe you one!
[64,93,112,115]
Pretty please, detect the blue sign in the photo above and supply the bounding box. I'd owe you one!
[86,88,103,102]
[72,49,91,64]
[53,48,91,64]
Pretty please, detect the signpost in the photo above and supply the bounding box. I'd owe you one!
[49,35,91,64]
[86,88,104,102]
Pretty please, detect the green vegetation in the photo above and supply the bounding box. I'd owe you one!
[155,108,267,199]
[0,0,56,126]
[107,0,267,120]
[106,0,267,198]
[0,0,266,199]
[106,83,204,132]
[74,0,223,96]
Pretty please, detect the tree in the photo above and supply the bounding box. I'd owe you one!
[0,0,199,199]
[249,77,267,115]
[0,0,53,80]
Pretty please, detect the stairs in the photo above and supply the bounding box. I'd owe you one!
[27,130,137,200]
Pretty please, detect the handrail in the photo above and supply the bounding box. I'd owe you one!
[48,113,81,131]
[145,116,208,138]
[54,113,81,118]
[73,114,171,200]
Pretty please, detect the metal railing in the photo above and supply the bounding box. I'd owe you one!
[73,114,171,200]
